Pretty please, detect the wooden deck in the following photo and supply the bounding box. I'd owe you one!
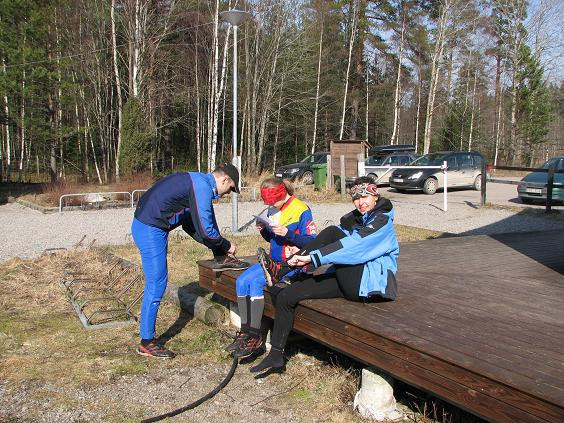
[198,230,564,423]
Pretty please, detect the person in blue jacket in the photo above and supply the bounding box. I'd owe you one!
[133,163,248,359]
[251,176,399,372]
[226,176,317,358]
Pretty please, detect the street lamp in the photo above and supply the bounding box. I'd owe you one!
[220,9,252,233]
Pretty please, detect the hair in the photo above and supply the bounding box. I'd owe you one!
[212,164,227,176]
[352,176,377,187]
[261,176,294,196]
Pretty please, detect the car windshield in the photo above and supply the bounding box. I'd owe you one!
[366,156,384,165]
[301,154,325,164]
[541,158,563,170]
[410,153,445,166]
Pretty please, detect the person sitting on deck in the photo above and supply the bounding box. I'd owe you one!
[251,176,399,373]
[226,177,317,359]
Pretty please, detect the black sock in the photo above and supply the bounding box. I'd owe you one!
[141,338,153,346]
[250,347,284,372]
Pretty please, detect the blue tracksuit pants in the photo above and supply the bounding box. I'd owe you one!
[132,218,169,340]
[236,262,267,298]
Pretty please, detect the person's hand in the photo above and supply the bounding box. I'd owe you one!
[227,243,237,257]
[286,246,300,255]
[270,223,288,237]
[288,255,311,267]
[256,223,266,231]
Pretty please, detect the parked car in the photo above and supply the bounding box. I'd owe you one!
[365,153,420,185]
[369,144,416,157]
[275,152,329,184]
[517,156,564,204]
[389,151,484,194]
[345,153,420,186]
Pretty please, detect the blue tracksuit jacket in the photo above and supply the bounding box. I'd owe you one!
[135,172,230,252]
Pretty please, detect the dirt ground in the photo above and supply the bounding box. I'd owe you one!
[0,232,484,423]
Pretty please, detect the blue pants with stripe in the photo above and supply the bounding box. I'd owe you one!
[132,218,169,340]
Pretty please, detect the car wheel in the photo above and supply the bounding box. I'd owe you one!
[422,178,438,195]
[368,173,378,183]
[473,175,482,191]
[301,171,314,185]
[520,197,534,205]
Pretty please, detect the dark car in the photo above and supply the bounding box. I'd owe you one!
[369,144,416,158]
[389,151,484,194]
[517,156,564,204]
[275,152,329,184]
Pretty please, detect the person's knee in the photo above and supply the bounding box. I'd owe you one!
[249,281,266,298]
[235,278,250,297]
[326,225,342,235]
[276,288,300,309]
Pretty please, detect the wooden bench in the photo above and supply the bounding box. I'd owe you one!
[198,231,564,423]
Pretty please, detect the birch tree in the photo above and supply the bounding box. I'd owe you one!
[339,0,358,140]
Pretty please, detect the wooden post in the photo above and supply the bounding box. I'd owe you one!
[327,154,332,189]
[481,160,487,207]
[357,153,365,178]
[340,155,346,200]
[546,163,555,213]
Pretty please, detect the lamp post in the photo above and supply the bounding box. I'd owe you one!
[220,9,251,233]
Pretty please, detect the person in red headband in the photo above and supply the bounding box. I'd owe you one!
[226,177,317,358]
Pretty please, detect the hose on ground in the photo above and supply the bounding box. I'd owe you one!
[141,356,238,423]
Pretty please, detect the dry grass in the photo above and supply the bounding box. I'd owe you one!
[19,174,156,207]
[18,170,351,207]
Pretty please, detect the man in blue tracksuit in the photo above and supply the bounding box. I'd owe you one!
[251,176,399,372]
[132,163,247,359]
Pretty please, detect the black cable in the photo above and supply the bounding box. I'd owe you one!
[141,357,239,423]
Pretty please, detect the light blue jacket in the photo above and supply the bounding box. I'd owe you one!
[309,198,399,299]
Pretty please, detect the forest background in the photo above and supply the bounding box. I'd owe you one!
[0,0,562,184]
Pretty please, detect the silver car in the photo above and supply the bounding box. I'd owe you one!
[363,153,420,185]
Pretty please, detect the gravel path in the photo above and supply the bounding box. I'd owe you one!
[1,197,563,262]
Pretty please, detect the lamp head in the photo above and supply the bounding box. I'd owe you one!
[220,9,252,26]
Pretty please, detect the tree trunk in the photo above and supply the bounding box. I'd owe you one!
[3,57,11,168]
[210,22,231,169]
[390,3,406,145]
[111,0,124,181]
[19,69,26,171]
[339,0,358,140]
[468,69,478,151]
[414,52,422,152]
[207,0,220,171]
[312,24,323,153]
[273,73,285,171]
[494,62,504,166]
[423,0,449,154]
[256,22,282,171]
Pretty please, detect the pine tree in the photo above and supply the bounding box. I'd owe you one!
[516,44,552,165]
[119,98,152,174]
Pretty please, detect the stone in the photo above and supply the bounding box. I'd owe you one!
[353,368,404,422]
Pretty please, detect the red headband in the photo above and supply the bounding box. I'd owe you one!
[260,183,287,205]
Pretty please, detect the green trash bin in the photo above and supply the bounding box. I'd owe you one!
[312,163,328,190]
